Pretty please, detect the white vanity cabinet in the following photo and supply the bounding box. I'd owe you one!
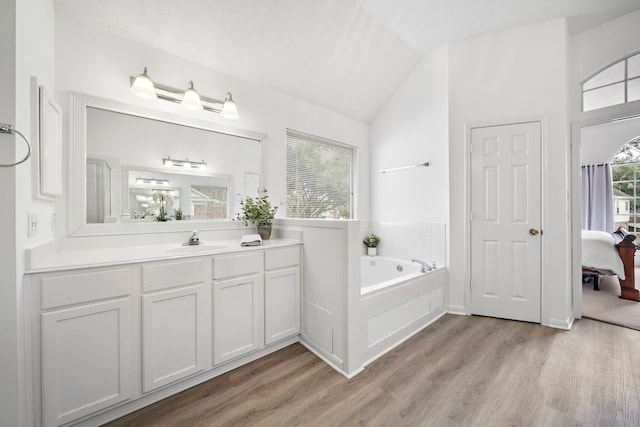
[38,267,134,427]
[264,247,301,345]
[140,258,210,392]
[27,241,302,426]
[212,252,264,364]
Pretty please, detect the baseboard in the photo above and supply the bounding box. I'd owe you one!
[298,336,354,378]
[447,304,467,315]
[547,315,574,330]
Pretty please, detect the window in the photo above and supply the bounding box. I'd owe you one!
[286,129,354,219]
[191,185,228,219]
[582,53,640,111]
[611,136,640,234]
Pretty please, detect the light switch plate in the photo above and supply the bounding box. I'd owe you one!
[28,213,39,237]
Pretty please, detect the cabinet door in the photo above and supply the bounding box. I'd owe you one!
[42,298,131,427]
[213,274,263,364]
[264,267,301,345]
[142,284,207,392]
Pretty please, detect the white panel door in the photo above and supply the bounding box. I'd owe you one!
[470,122,542,322]
[42,298,131,427]
[264,266,301,345]
[213,274,263,364]
[141,284,207,392]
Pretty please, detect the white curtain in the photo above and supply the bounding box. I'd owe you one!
[581,164,614,232]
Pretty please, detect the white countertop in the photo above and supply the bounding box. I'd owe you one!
[25,238,301,273]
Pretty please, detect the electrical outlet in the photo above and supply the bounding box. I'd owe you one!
[51,212,56,231]
[28,213,39,237]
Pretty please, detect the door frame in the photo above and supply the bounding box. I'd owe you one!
[570,101,640,321]
[465,117,547,322]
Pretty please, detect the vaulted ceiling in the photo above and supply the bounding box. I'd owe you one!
[53,0,640,122]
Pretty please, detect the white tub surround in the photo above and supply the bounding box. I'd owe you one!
[277,218,365,378]
[24,236,302,426]
[360,256,447,366]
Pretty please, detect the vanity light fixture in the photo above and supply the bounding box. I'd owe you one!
[130,67,157,99]
[136,177,169,185]
[181,81,203,111]
[130,67,239,119]
[163,156,207,170]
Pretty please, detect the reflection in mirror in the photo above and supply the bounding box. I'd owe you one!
[85,106,260,224]
[86,158,111,223]
[119,168,231,222]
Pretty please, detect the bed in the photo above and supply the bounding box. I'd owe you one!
[582,228,639,301]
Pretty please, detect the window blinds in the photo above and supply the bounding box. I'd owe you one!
[286,129,353,219]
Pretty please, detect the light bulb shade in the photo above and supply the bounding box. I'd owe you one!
[181,81,203,111]
[221,92,239,119]
[130,67,157,99]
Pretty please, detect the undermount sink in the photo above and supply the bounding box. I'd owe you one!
[166,244,229,254]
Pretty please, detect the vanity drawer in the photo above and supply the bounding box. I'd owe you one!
[41,268,131,310]
[213,253,262,280]
[265,246,301,270]
[142,259,206,292]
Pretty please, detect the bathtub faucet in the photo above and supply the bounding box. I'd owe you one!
[411,258,432,273]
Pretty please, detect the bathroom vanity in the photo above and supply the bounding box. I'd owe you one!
[24,240,301,427]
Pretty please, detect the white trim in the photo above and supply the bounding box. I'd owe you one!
[548,315,575,331]
[67,92,267,237]
[447,305,467,316]
[298,335,349,377]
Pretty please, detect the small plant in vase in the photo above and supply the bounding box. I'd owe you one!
[236,188,279,240]
[363,234,380,256]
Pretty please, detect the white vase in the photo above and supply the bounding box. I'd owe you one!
[367,247,377,257]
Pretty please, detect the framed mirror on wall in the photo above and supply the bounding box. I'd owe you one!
[68,92,267,236]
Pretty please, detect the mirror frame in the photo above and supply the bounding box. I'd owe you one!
[68,92,267,236]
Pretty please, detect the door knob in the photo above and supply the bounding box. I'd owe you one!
[529,228,540,236]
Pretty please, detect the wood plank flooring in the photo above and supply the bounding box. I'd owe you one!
[105,315,640,427]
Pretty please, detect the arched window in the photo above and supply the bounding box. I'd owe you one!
[582,53,640,111]
[611,136,640,233]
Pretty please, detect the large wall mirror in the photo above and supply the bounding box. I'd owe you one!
[68,92,266,236]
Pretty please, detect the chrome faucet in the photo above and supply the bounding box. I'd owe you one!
[411,258,432,273]
[184,230,202,246]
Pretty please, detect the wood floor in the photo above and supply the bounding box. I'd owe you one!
[105,315,640,427]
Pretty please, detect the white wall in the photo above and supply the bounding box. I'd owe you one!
[448,19,572,326]
[368,46,449,262]
[1,1,56,426]
[569,9,640,122]
[0,3,19,425]
[55,16,370,236]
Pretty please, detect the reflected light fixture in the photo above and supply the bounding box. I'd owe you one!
[136,177,169,185]
[163,156,207,170]
[130,67,239,119]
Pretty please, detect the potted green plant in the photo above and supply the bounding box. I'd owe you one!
[363,233,380,256]
[236,188,279,240]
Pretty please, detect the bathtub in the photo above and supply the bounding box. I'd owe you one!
[360,255,446,366]
[361,256,425,295]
